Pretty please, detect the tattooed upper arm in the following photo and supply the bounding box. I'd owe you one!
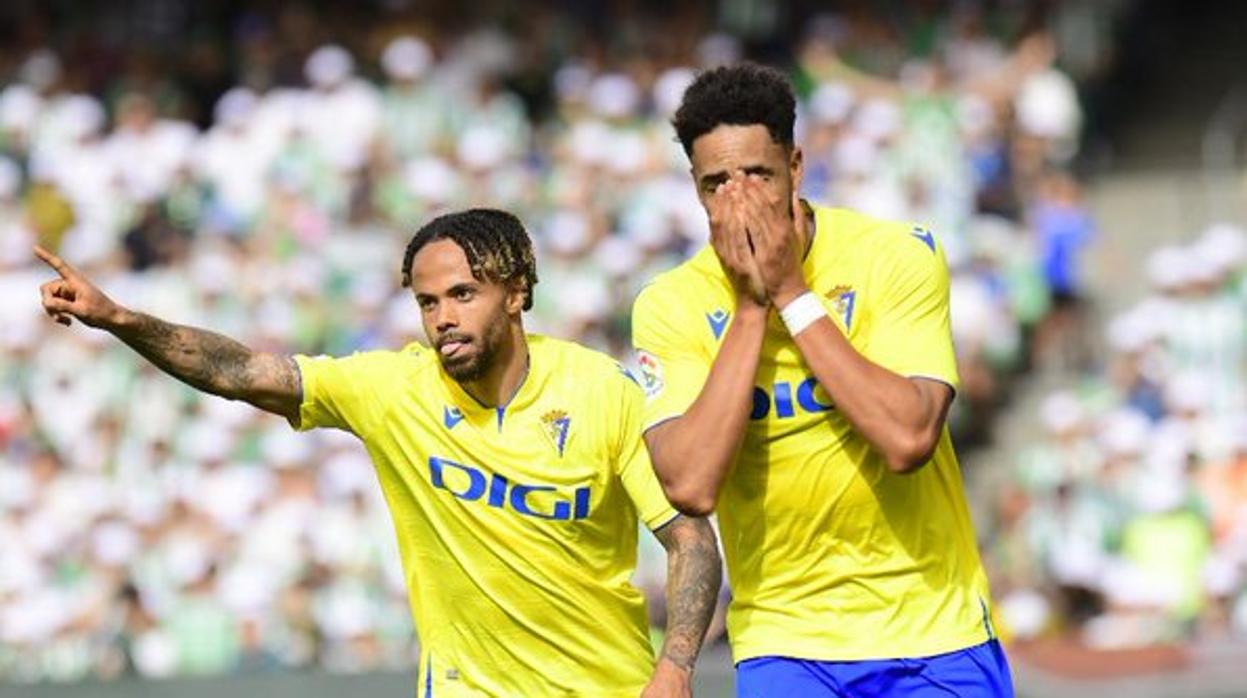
[245,353,303,422]
[108,311,303,421]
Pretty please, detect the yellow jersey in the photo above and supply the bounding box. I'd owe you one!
[632,204,995,662]
[293,335,678,696]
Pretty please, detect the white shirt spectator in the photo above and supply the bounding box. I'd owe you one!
[103,117,197,205]
[300,46,382,173]
[193,88,280,225]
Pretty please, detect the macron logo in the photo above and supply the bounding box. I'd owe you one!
[617,364,640,386]
[443,406,464,429]
[911,226,936,253]
[706,309,730,340]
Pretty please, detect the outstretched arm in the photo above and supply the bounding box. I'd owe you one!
[35,245,302,421]
[640,515,722,698]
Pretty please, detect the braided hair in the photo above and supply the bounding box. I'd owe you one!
[400,208,539,311]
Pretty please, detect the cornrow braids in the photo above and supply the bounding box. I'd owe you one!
[400,208,539,311]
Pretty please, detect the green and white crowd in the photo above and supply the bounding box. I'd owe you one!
[0,4,1119,682]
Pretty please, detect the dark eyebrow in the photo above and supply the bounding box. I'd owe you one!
[447,282,479,296]
[699,164,776,189]
[414,280,479,302]
[699,170,729,189]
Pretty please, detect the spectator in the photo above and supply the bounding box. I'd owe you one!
[992,232,1247,648]
[1029,168,1096,371]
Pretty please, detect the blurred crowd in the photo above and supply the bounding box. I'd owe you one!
[989,223,1247,649]
[0,2,1121,684]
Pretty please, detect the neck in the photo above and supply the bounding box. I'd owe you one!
[799,198,817,259]
[461,324,529,408]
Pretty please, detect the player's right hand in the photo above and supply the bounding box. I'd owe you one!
[707,177,768,307]
[35,245,124,329]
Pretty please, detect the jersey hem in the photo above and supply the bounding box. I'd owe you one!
[729,628,991,665]
[647,509,682,532]
[289,355,317,432]
[904,372,960,397]
[641,412,683,434]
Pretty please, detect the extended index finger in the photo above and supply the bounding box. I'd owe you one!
[33,245,74,279]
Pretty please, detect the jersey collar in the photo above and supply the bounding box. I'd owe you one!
[801,201,834,279]
[439,335,544,428]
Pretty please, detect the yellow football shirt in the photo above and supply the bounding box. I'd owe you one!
[632,204,995,662]
[292,335,678,696]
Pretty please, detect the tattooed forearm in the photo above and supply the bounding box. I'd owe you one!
[654,515,722,671]
[111,310,301,418]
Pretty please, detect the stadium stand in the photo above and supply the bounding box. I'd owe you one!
[0,0,1153,686]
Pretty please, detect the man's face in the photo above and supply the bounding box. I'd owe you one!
[689,124,803,223]
[411,239,521,382]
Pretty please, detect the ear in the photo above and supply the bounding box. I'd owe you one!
[790,146,805,192]
[790,147,809,244]
[504,280,527,315]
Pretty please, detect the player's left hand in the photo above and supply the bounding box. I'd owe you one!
[736,177,809,308]
[639,657,693,698]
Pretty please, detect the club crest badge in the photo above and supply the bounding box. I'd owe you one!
[541,410,571,457]
[825,285,857,330]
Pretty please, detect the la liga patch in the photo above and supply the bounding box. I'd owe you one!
[635,350,665,399]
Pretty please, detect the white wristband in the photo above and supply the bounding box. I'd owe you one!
[779,292,826,336]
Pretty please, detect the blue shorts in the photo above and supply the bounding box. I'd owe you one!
[736,640,1014,697]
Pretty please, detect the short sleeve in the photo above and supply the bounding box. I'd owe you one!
[612,374,680,531]
[291,352,391,435]
[630,283,711,431]
[863,228,960,392]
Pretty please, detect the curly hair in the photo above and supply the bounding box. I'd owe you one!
[400,208,539,311]
[672,62,797,157]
